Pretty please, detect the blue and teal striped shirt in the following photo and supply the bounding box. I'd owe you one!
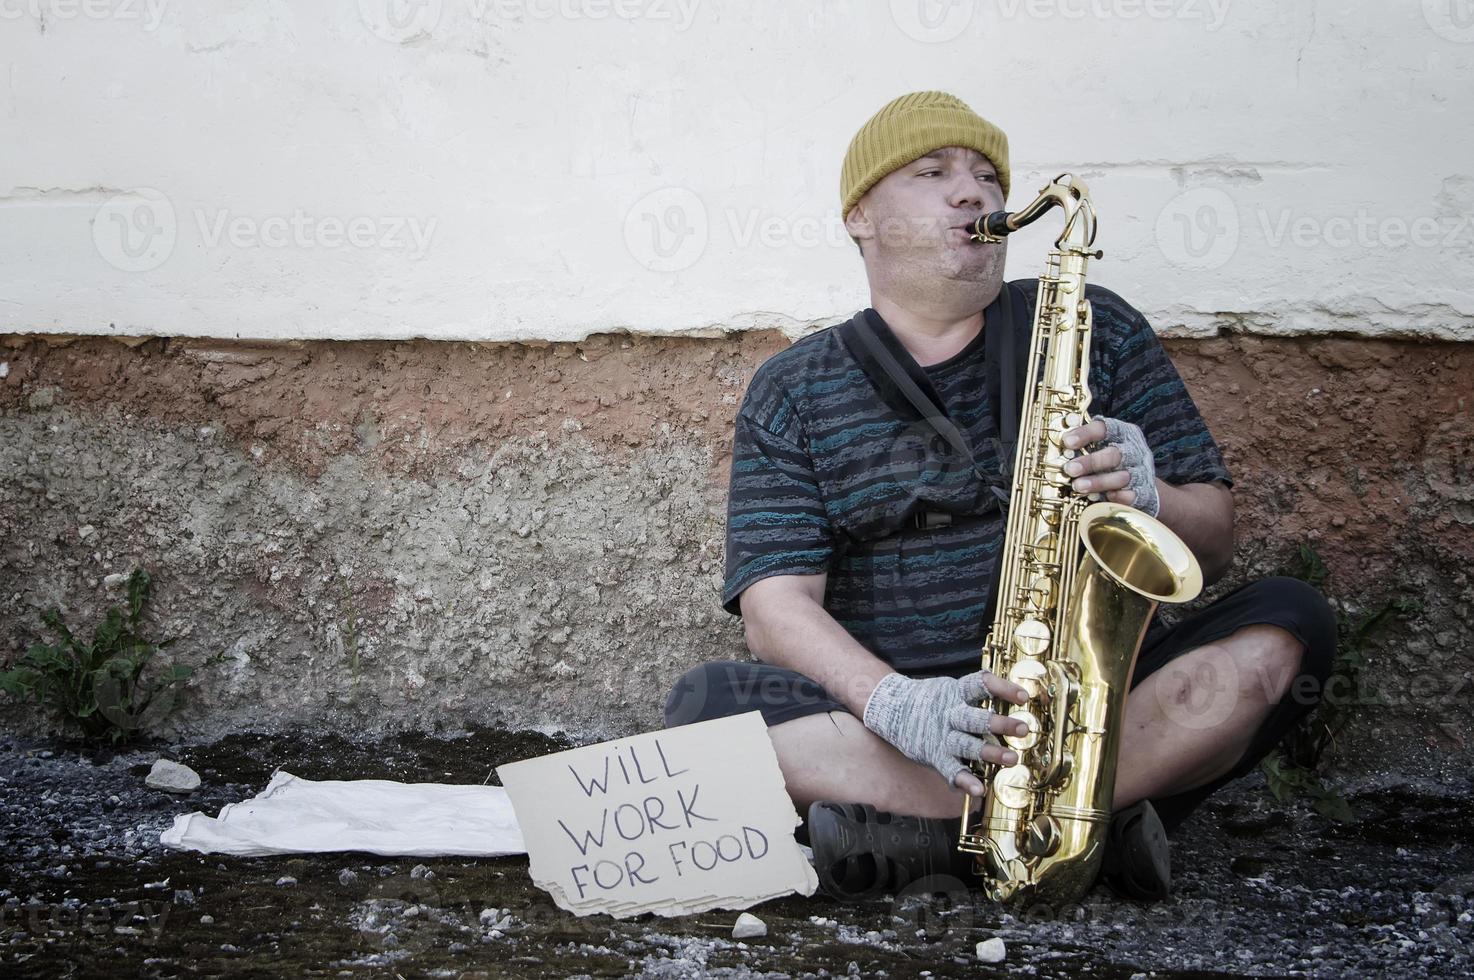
[722,280,1232,673]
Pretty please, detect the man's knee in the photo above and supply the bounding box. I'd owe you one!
[1241,576,1338,704]
[663,661,739,729]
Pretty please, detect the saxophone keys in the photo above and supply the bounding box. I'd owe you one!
[992,764,1034,811]
[1008,658,1048,697]
[1012,618,1052,657]
[1026,815,1062,858]
[1004,709,1040,752]
[1026,575,1056,611]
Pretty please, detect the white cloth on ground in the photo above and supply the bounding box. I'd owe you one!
[159,769,526,857]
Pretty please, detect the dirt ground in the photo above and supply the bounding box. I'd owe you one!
[2,727,1471,979]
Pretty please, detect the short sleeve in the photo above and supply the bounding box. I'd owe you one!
[721,413,836,616]
[1093,288,1233,489]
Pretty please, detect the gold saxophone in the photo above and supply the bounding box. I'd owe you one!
[957,174,1204,906]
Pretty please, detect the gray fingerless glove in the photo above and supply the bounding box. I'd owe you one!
[861,671,995,788]
[1101,417,1160,517]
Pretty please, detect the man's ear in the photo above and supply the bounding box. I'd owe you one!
[844,201,874,253]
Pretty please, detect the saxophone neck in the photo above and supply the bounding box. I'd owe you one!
[970,173,1102,259]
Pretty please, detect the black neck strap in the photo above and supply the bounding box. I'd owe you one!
[838,281,1031,510]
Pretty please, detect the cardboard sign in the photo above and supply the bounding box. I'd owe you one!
[496,711,816,918]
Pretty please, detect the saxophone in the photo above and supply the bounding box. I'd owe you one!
[956,174,1203,906]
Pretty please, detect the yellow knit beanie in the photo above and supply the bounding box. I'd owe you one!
[840,91,1010,220]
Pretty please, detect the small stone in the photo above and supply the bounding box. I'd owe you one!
[975,937,1006,963]
[732,912,767,939]
[410,864,434,880]
[275,876,297,887]
[144,759,201,793]
[200,914,214,925]
[103,573,127,589]
[338,869,358,886]
[78,524,95,540]
[402,905,420,918]
[0,362,8,379]
[173,890,195,906]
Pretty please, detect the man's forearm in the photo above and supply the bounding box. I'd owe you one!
[743,591,894,717]
[1154,479,1234,585]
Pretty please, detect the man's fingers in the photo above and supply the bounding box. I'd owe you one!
[1106,489,1138,506]
[1073,469,1131,494]
[988,711,1031,739]
[1062,418,1107,449]
[1064,445,1122,478]
[984,742,1020,766]
[948,732,987,762]
[981,671,1029,705]
[949,703,995,736]
[952,768,986,798]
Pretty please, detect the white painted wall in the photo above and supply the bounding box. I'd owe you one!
[2,0,1471,343]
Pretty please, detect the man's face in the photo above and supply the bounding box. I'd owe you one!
[847,145,1007,288]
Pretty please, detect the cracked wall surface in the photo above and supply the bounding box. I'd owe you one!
[0,331,1470,779]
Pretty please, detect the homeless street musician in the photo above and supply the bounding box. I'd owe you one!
[663,91,1337,902]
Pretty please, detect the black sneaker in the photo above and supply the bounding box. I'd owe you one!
[1100,799,1171,901]
[806,801,967,902]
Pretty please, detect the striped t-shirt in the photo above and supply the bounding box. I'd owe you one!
[721,279,1233,674]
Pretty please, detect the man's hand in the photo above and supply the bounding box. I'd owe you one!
[862,671,1030,798]
[1062,417,1160,517]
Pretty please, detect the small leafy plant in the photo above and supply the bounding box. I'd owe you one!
[0,569,215,743]
[1259,544,1420,822]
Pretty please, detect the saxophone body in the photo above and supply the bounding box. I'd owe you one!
[957,174,1203,906]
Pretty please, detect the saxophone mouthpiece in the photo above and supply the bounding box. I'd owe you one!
[968,211,1015,243]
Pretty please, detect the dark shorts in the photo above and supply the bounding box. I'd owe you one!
[663,576,1337,834]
